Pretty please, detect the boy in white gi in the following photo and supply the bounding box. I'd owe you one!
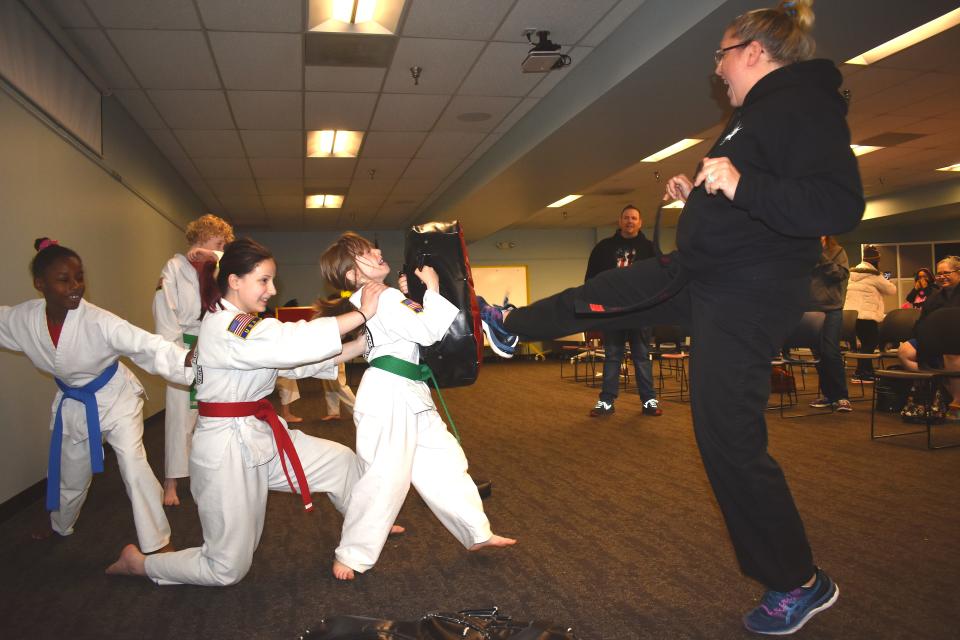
[0,238,194,555]
[319,232,516,581]
[107,238,388,586]
[153,214,234,506]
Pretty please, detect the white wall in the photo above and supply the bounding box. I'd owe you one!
[0,88,204,503]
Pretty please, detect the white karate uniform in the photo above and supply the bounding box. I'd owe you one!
[145,299,359,586]
[275,376,300,406]
[0,298,193,552]
[322,362,355,416]
[153,254,201,480]
[335,287,493,574]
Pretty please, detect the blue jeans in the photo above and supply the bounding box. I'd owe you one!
[813,308,848,402]
[599,328,656,404]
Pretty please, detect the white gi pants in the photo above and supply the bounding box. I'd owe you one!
[163,382,197,479]
[276,377,300,406]
[145,428,358,586]
[335,402,492,573]
[51,391,171,553]
[323,366,355,415]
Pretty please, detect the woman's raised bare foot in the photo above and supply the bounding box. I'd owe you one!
[332,559,355,581]
[163,478,180,506]
[106,544,147,576]
[389,524,405,535]
[281,411,303,423]
[320,414,341,422]
[469,535,517,551]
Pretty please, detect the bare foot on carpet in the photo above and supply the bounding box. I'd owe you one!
[163,478,180,506]
[106,544,147,576]
[320,414,341,422]
[389,524,405,535]
[332,559,355,581]
[30,523,54,541]
[469,535,517,551]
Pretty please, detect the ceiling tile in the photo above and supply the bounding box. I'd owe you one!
[45,0,98,28]
[401,0,514,39]
[113,90,166,128]
[304,92,378,130]
[382,38,485,94]
[402,156,461,179]
[354,158,411,181]
[370,94,450,131]
[494,0,619,44]
[197,0,303,32]
[305,158,357,180]
[458,42,542,97]
[250,158,304,179]
[86,0,200,29]
[305,176,352,190]
[209,32,302,90]
[360,131,427,158]
[241,130,304,158]
[64,29,139,89]
[228,91,302,130]
[416,131,486,159]
[434,95,520,132]
[494,98,539,133]
[261,195,304,209]
[108,30,221,89]
[305,66,386,92]
[256,178,305,196]
[206,178,259,197]
[144,128,187,159]
[215,193,263,208]
[343,194,387,209]
[174,129,245,158]
[390,179,440,196]
[193,158,253,179]
[348,179,397,196]
[148,90,234,128]
[840,66,920,102]
[580,0,646,47]
[468,132,503,160]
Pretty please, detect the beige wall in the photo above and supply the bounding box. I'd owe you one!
[0,88,204,503]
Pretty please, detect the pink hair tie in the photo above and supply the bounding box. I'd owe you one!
[37,239,59,251]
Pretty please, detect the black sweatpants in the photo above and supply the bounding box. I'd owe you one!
[504,255,816,592]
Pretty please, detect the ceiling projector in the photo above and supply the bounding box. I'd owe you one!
[521,30,571,73]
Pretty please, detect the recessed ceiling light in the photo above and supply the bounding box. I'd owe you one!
[456,112,492,122]
[850,145,884,157]
[641,138,704,163]
[307,130,364,158]
[936,163,960,172]
[306,194,344,208]
[547,194,582,208]
[846,7,960,65]
[662,199,685,209]
[332,0,377,24]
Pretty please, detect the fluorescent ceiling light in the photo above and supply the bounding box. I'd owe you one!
[306,194,344,208]
[936,163,960,172]
[547,194,582,208]
[332,0,376,24]
[851,145,884,157]
[662,199,685,209]
[307,130,364,158]
[641,138,704,163]
[846,7,960,65]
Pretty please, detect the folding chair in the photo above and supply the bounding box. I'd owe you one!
[871,308,960,449]
[651,325,689,401]
[846,308,920,392]
[772,311,829,418]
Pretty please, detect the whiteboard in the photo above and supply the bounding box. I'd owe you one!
[471,265,528,307]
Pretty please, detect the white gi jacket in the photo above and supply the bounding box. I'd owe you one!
[349,287,459,412]
[0,298,193,443]
[192,300,342,471]
[153,253,202,340]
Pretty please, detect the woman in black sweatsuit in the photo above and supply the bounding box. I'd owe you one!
[500,1,863,634]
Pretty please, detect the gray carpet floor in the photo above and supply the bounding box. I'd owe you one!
[0,359,958,639]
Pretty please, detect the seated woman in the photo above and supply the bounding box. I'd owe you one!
[898,256,960,419]
[904,268,936,309]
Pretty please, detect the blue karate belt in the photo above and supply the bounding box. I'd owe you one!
[368,355,461,443]
[47,361,119,511]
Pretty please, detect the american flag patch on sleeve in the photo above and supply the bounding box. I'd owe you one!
[227,313,261,339]
[400,298,424,313]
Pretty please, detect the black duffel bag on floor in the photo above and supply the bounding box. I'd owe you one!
[299,607,578,640]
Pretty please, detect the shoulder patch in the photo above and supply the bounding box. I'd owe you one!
[227,313,262,339]
[400,298,424,313]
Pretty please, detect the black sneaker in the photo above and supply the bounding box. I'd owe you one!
[850,373,875,384]
[808,397,832,409]
[743,568,839,635]
[642,399,663,416]
[589,400,614,417]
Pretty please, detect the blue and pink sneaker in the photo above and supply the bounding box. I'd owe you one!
[743,568,839,635]
[477,296,518,358]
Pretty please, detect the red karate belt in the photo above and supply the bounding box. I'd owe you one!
[197,398,313,511]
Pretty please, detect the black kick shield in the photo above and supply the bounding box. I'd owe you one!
[402,221,482,388]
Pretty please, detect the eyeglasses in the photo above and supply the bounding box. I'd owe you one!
[714,41,751,64]
[935,269,958,277]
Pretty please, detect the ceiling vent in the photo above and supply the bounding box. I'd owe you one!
[857,132,925,147]
[304,32,397,67]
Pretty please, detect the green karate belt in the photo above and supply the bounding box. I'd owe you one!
[183,333,198,409]
[368,355,461,443]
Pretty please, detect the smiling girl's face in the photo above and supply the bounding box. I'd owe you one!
[226,258,277,314]
[35,256,85,318]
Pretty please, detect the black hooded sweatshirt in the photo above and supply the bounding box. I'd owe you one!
[675,59,864,279]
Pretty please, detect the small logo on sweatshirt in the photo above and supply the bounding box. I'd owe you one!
[719,121,742,145]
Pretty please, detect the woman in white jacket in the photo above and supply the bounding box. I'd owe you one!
[843,246,896,382]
